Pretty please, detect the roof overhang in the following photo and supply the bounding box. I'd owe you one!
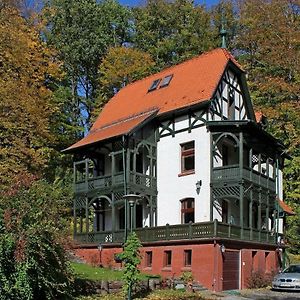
[206,120,290,159]
[278,199,295,215]
[64,109,158,153]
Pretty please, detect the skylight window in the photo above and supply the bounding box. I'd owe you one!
[148,79,161,92]
[160,74,173,88]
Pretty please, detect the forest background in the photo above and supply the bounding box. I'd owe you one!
[0,0,299,264]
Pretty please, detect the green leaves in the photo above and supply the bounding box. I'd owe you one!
[119,232,142,296]
[0,176,73,299]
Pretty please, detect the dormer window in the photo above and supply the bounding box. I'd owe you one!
[160,74,173,88]
[148,79,161,92]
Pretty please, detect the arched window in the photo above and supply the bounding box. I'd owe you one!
[181,198,195,224]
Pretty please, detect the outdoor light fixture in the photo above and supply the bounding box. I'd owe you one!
[196,180,202,194]
[123,194,142,234]
[97,243,103,267]
[220,244,226,253]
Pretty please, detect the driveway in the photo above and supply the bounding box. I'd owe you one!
[226,288,300,300]
[199,288,300,300]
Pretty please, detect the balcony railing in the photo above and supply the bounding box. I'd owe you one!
[74,220,277,245]
[74,171,157,194]
[212,165,276,191]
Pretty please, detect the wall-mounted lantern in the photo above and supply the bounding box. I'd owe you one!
[196,180,202,194]
[220,244,226,253]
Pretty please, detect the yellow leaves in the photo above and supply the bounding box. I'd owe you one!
[0,5,62,187]
[99,46,155,88]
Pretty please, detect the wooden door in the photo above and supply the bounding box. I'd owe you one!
[223,251,240,290]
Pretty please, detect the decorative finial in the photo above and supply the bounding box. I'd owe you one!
[220,8,227,49]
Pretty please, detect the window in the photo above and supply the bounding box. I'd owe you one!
[228,86,235,120]
[164,250,172,267]
[181,198,195,224]
[160,74,173,88]
[180,141,195,174]
[148,79,161,92]
[145,251,152,267]
[184,250,192,267]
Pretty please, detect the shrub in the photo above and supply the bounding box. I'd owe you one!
[246,270,273,289]
[119,232,142,298]
[0,174,73,300]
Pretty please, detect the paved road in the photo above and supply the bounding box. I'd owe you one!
[224,289,300,300]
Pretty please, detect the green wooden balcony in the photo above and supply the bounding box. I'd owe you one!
[74,220,278,246]
[74,171,157,195]
[212,165,276,191]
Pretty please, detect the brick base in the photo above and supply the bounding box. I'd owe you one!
[73,241,280,292]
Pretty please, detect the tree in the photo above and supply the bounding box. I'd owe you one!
[0,174,73,299]
[0,4,61,188]
[119,232,142,299]
[92,46,155,118]
[133,0,216,68]
[45,0,132,129]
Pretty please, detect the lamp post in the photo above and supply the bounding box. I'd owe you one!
[123,194,141,234]
[122,194,141,300]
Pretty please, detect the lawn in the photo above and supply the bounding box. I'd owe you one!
[71,262,124,281]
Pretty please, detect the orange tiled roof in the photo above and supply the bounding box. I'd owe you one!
[278,199,295,215]
[67,48,242,151]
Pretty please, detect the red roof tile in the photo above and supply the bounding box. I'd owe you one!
[68,48,242,151]
[278,199,295,215]
[66,110,157,151]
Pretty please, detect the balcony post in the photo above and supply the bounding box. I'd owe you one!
[85,197,89,242]
[73,198,77,237]
[239,131,244,239]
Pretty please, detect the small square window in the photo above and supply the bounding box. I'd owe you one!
[184,250,192,266]
[160,74,173,88]
[164,250,172,267]
[145,251,152,267]
[181,141,195,174]
[148,79,161,92]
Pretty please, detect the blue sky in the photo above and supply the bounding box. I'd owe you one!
[118,0,220,7]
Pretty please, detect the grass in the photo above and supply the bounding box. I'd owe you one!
[71,261,159,281]
[71,262,124,281]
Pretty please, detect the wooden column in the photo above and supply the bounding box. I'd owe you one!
[239,131,244,239]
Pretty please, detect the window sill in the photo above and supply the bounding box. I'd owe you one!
[181,266,191,271]
[178,171,195,177]
[161,267,172,272]
[143,267,152,271]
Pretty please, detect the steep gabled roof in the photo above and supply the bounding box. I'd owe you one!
[66,48,242,152]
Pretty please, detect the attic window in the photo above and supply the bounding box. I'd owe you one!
[160,74,173,88]
[148,79,161,92]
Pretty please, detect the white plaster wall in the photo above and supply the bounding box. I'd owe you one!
[156,115,211,226]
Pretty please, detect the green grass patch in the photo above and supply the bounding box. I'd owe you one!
[71,262,157,282]
[71,262,124,281]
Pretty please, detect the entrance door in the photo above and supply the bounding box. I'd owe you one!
[223,251,240,290]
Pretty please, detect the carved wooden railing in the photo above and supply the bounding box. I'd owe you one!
[74,220,277,245]
[212,165,276,191]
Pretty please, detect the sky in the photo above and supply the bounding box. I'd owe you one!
[118,0,220,7]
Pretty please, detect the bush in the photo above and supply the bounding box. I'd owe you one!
[0,174,73,299]
[246,270,273,289]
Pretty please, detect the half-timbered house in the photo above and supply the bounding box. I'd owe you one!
[66,48,293,291]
